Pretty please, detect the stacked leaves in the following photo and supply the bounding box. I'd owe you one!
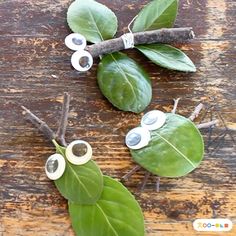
[67,0,196,113]
[54,144,145,236]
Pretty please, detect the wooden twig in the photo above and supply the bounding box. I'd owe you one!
[87,27,195,58]
[156,177,160,192]
[139,171,151,192]
[197,120,218,129]
[56,92,71,147]
[121,165,141,181]
[171,98,180,114]
[22,106,56,141]
[189,103,204,121]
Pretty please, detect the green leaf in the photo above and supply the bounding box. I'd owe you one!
[130,113,204,177]
[67,0,118,43]
[137,44,196,72]
[98,52,152,113]
[69,176,145,236]
[54,144,103,204]
[132,0,178,32]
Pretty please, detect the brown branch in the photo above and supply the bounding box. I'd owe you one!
[156,177,160,192]
[171,98,180,114]
[22,106,56,141]
[139,171,151,192]
[87,27,195,58]
[121,165,141,182]
[197,120,219,129]
[56,92,71,147]
[189,103,204,121]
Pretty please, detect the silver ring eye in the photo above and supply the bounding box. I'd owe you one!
[71,50,93,72]
[66,140,92,165]
[141,110,166,131]
[65,33,87,51]
[125,127,151,150]
[45,154,66,180]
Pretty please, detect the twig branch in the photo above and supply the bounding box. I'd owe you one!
[171,98,180,114]
[22,106,56,141]
[197,120,218,129]
[87,27,195,58]
[156,177,160,192]
[121,165,141,181]
[56,92,71,147]
[139,171,151,192]
[189,103,204,121]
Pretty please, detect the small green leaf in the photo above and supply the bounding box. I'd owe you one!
[137,44,196,72]
[130,113,204,177]
[132,0,178,32]
[54,144,103,204]
[98,52,152,113]
[67,0,118,43]
[69,176,145,236]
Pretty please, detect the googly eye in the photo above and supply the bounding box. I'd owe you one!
[71,50,93,72]
[45,154,66,180]
[65,33,87,51]
[66,140,92,165]
[125,127,151,150]
[141,110,166,131]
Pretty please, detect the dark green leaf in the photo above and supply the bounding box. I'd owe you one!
[69,176,145,236]
[98,52,152,113]
[132,0,178,32]
[54,144,103,204]
[130,113,204,177]
[67,0,118,43]
[137,44,196,72]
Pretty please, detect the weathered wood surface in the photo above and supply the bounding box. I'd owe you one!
[0,0,235,235]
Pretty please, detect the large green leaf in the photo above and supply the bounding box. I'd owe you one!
[67,0,118,43]
[137,44,196,72]
[130,113,204,177]
[54,144,103,204]
[98,52,152,113]
[132,0,178,32]
[69,176,145,236]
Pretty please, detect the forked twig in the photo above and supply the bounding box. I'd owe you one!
[22,93,71,146]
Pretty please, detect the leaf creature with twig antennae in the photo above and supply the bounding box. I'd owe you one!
[22,93,145,236]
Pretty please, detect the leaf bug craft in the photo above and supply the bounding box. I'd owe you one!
[22,93,145,236]
[123,99,218,190]
[65,0,196,113]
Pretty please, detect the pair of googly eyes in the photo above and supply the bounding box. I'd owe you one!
[65,33,93,72]
[45,140,92,180]
[125,110,166,150]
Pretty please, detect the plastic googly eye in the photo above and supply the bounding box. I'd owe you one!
[45,154,66,180]
[125,127,151,150]
[65,33,87,51]
[66,140,93,165]
[141,110,166,131]
[71,50,93,72]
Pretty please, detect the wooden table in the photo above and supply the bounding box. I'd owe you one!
[0,0,235,235]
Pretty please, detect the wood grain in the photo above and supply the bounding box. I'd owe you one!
[0,0,235,235]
